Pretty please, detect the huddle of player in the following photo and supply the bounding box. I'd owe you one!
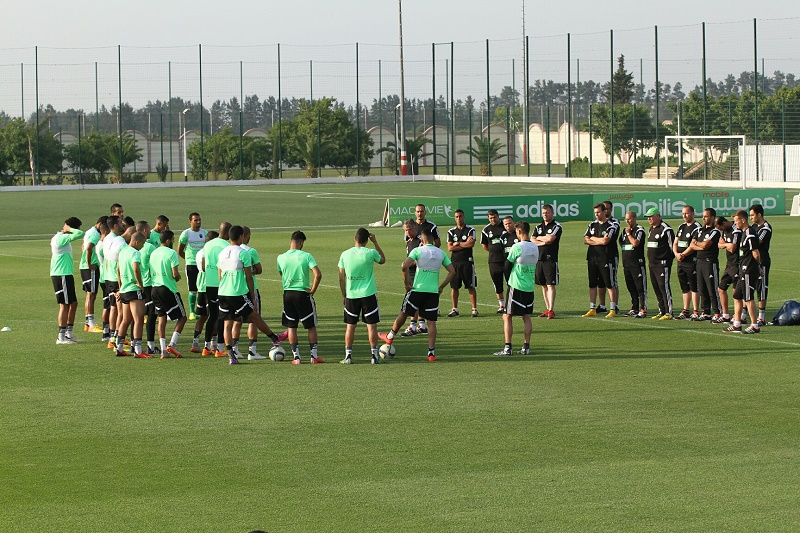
[51,204,288,364]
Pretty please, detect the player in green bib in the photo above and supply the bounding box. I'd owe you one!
[115,233,147,357]
[148,214,170,247]
[189,232,212,354]
[201,222,231,357]
[337,228,385,364]
[239,226,268,359]
[150,230,187,358]
[135,221,160,355]
[378,228,455,362]
[79,216,105,333]
[50,217,84,345]
[178,212,206,320]
[218,225,286,364]
[277,231,323,364]
[493,221,539,356]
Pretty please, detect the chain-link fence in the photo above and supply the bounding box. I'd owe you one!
[1,17,799,185]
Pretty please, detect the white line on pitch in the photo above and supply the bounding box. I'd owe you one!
[585,316,800,347]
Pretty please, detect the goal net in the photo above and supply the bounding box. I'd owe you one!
[664,135,746,188]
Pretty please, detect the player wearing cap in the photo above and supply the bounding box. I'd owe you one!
[645,207,675,319]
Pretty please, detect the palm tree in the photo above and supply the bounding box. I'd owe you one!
[293,133,337,178]
[378,134,441,175]
[458,136,506,176]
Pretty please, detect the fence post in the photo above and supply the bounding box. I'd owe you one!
[609,30,614,178]
[432,43,436,174]
[567,33,571,177]
[753,18,759,182]
[199,44,204,181]
[486,39,491,176]
[168,61,173,182]
[277,43,283,179]
[655,26,660,180]
[525,35,530,177]
[379,60,383,176]
[240,61,244,181]
[468,107,473,176]
[356,42,360,177]
[546,105,551,176]
[589,104,593,179]
[451,42,455,175]
[117,45,123,181]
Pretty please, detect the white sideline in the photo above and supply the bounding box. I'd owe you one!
[2,173,795,193]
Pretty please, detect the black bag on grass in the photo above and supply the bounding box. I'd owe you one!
[772,300,800,326]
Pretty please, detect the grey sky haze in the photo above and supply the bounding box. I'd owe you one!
[3,1,797,48]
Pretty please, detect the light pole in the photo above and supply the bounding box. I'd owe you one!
[182,108,189,181]
[480,102,486,137]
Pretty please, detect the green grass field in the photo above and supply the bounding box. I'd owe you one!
[1,181,799,532]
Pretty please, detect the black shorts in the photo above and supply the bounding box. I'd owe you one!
[101,280,111,310]
[505,286,534,316]
[205,286,219,306]
[344,294,380,325]
[488,262,505,294]
[282,290,317,330]
[80,268,98,294]
[449,262,477,289]
[535,260,559,286]
[677,260,698,293]
[143,286,155,315]
[587,260,615,289]
[195,291,208,316]
[52,275,77,305]
[401,291,440,322]
[119,289,144,304]
[242,290,260,323]
[759,264,770,302]
[718,265,739,291]
[151,286,187,320]
[105,280,120,295]
[186,264,199,292]
[219,294,255,322]
[733,268,759,302]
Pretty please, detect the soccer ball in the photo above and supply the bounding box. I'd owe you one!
[268,346,286,361]
[379,343,396,359]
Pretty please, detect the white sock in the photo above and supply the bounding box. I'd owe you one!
[170,331,180,347]
[159,338,167,353]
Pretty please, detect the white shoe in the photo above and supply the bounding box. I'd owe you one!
[56,338,77,345]
[66,336,84,343]
[247,351,267,360]
[233,348,244,359]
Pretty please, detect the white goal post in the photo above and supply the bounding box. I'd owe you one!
[664,135,747,190]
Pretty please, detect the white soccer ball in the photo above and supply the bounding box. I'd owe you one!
[269,346,286,361]
[379,343,396,359]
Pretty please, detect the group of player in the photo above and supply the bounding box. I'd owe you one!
[49,198,774,365]
[50,204,291,364]
[579,199,773,335]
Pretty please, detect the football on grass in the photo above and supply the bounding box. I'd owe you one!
[269,346,286,361]
[379,343,396,359]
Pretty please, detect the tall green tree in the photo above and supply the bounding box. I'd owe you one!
[0,117,64,185]
[270,97,374,177]
[587,104,660,161]
[611,55,635,105]
[187,127,273,180]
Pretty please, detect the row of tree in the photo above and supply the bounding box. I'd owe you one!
[3,67,795,139]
